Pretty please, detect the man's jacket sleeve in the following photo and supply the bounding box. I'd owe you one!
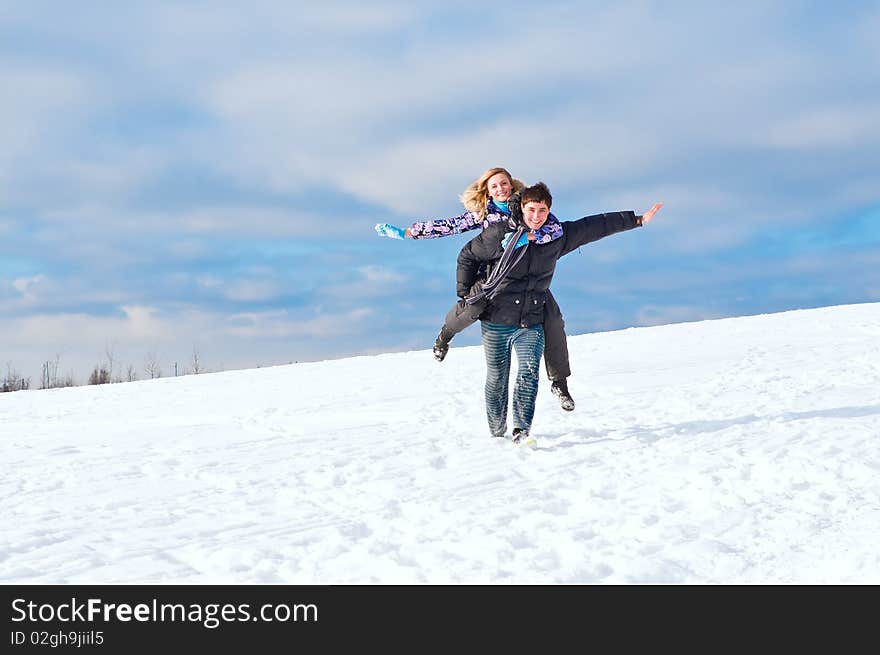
[559,211,642,258]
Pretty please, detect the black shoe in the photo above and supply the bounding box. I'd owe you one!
[432,328,451,362]
[550,379,575,411]
[512,427,536,447]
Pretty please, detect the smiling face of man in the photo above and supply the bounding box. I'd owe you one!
[522,201,550,231]
[518,182,553,231]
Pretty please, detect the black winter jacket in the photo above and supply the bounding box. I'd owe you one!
[457,211,642,327]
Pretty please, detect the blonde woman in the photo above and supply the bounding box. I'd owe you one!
[375,167,577,411]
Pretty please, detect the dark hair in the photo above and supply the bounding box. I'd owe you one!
[521,182,552,209]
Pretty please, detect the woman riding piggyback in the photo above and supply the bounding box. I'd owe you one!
[374,167,578,412]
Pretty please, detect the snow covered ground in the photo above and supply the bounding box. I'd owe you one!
[2,303,879,584]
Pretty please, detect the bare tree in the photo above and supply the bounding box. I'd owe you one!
[104,342,118,383]
[144,351,162,379]
[36,356,76,389]
[88,365,111,385]
[41,358,54,390]
[190,345,203,375]
[126,364,138,383]
[41,354,61,390]
[2,363,30,393]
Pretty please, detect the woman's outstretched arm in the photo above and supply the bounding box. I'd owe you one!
[375,209,485,240]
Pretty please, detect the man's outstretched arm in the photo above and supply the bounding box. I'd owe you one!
[560,203,662,257]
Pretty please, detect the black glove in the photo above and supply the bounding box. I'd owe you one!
[507,193,523,229]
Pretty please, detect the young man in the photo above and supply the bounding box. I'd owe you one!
[458,182,662,445]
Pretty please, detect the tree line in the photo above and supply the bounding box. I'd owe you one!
[1,346,208,394]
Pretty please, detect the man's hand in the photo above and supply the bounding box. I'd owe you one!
[640,202,663,225]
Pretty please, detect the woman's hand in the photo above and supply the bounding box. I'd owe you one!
[375,223,409,239]
[640,202,663,225]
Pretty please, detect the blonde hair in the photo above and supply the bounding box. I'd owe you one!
[459,167,525,219]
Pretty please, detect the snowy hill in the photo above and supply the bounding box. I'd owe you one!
[2,303,879,583]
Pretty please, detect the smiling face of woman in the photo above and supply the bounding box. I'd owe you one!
[486,172,513,203]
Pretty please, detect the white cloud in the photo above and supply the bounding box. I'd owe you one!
[167,241,215,260]
[169,207,365,239]
[188,4,677,204]
[1,274,131,315]
[763,106,880,150]
[120,305,167,339]
[4,274,49,309]
[7,2,879,242]
[197,275,224,289]
[0,62,101,198]
[780,250,880,276]
[38,204,365,241]
[12,274,46,295]
[864,11,880,62]
[586,185,758,254]
[224,279,282,302]
[179,2,876,236]
[333,109,668,216]
[358,265,406,284]
[151,1,419,46]
[0,308,178,383]
[224,307,374,338]
[318,266,412,302]
[1,303,379,383]
[0,63,93,139]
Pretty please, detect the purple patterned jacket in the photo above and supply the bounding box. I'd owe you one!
[409,199,564,244]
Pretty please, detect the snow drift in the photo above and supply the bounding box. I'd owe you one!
[2,303,879,583]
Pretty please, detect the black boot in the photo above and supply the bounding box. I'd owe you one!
[550,378,575,411]
[512,427,536,447]
[433,327,453,362]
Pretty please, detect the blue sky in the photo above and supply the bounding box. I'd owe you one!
[2,1,879,383]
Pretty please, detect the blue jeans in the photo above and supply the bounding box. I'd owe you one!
[481,322,545,437]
